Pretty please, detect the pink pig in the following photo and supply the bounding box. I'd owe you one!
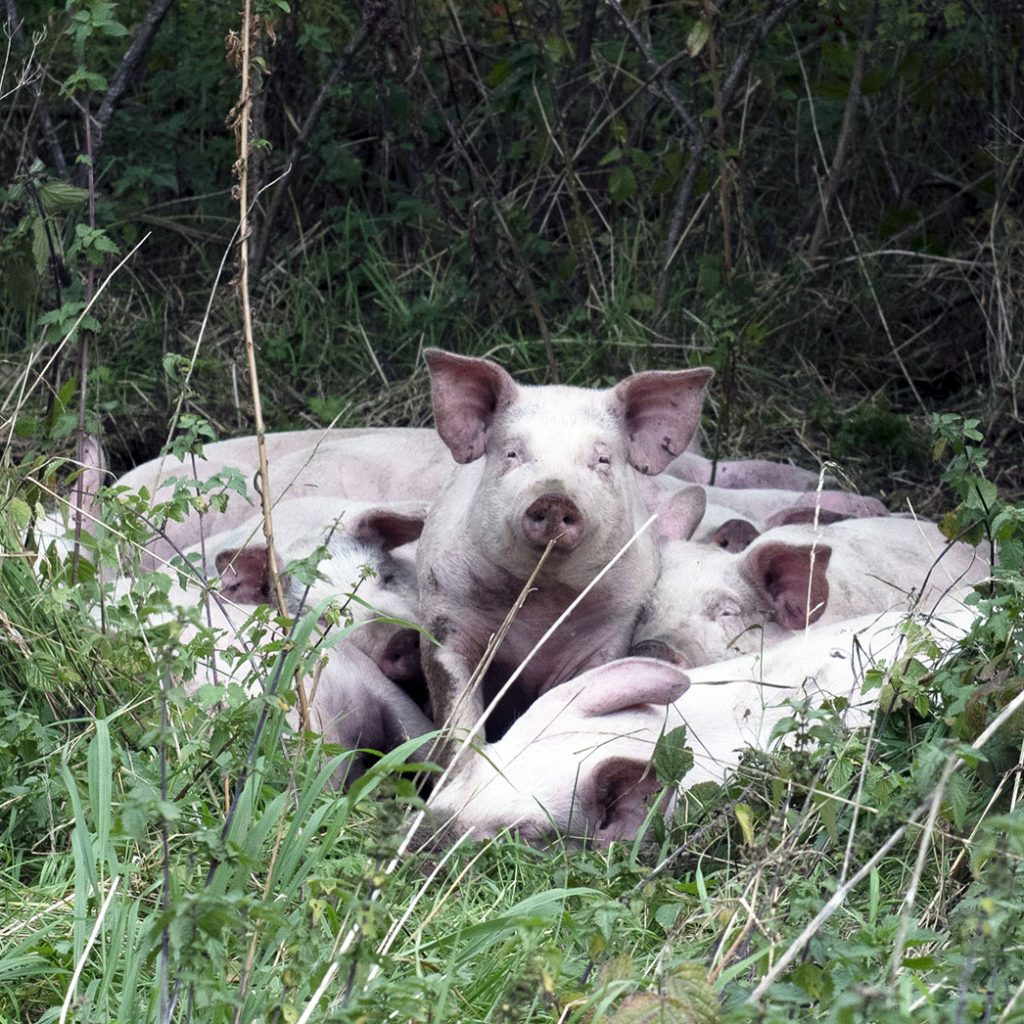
[415,349,713,754]
[632,487,988,668]
[425,602,976,845]
[114,428,453,568]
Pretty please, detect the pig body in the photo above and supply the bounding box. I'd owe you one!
[667,452,825,492]
[641,476,889,546]
[416,350,713,750]
[636,507,988,668]
[426,602,976,845]
[113,428,451,568]
[109,570,433,785]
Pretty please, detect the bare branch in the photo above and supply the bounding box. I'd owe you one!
[807,1,879,262]
[252,27,367,276]
[77,0,178,185]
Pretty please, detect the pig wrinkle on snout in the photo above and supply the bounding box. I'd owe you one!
[426,602,978,846]
[416,348,713,753]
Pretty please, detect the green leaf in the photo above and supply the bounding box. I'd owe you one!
[654,724,693,786]
[735,803,755,846]
[609,164,636,203]
[687,19,710,58]
[38,180,89,213]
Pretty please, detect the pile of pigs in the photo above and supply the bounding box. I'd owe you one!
[86,349,988,846]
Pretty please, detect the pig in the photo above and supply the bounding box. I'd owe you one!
[181,496,428,689]
[113,428,453,569]
[633,487,988,668]
[107,568,433,786]
[666,452,826,492]
[639,475,889,549]
[424,601,977,845]
[415,349,714,754]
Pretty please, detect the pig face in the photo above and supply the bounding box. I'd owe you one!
[425,350,714,584]
[634,538,832,668]
[195,498,426,680]
[425,658,689,847]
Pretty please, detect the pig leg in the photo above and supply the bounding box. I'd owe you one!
[420,631,486,763]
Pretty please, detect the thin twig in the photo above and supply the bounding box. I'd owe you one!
[807,1,878,261]
[252,27,367,275]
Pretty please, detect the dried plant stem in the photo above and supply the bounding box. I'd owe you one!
[232,0,307,726]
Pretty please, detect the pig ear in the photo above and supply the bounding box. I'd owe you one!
[708,517,760,552]
[349,508,425,550]
[743,541,832,630]
[765,507,848,529]
[610,367,714,475]
[579,757,663,845]
[424,349,519,463]
[571,657,690,717]
[215,546,274,604]
[656,486,707,541]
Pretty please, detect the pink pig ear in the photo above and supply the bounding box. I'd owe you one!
[610,367,714,475]
[571,657,690,717]
[578,756,664,845]
[424,349,519,463]
[215,546,274,604]
[743,541,832,630]
[656,485,707,541]
[348,508,425,550]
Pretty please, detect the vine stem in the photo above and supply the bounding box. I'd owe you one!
[233,0,309,727]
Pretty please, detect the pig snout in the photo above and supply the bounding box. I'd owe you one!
[379,628,422,683]
[629,638,689,668]
[521,494,585,550]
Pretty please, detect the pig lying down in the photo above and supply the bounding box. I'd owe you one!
[633,487,988,668]
[189,496,427,686]
[173,592,433,786]
[415,349,714,753]
[104,495,436,784]
[425,601,979,846]
[113,428,453,569]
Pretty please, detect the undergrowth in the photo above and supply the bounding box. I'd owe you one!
[2,1,1024,1020]
[2,411,1023,1022]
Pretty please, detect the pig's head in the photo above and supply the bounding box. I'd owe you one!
[425,349,713,580]
[632,535,833,668]
[209,499,426,680]
[423,657,690,847]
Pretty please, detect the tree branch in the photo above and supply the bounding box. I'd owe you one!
[807,1,879,262]
[5,0,68,175]
[76,0,178,185]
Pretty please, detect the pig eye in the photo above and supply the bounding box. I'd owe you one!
[505,448,519,460]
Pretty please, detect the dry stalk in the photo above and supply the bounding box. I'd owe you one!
[228,1,307,726]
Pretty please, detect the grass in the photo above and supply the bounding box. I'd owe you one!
[2,449,1023,1024]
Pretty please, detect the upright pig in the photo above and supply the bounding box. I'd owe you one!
[416,349,713,753]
